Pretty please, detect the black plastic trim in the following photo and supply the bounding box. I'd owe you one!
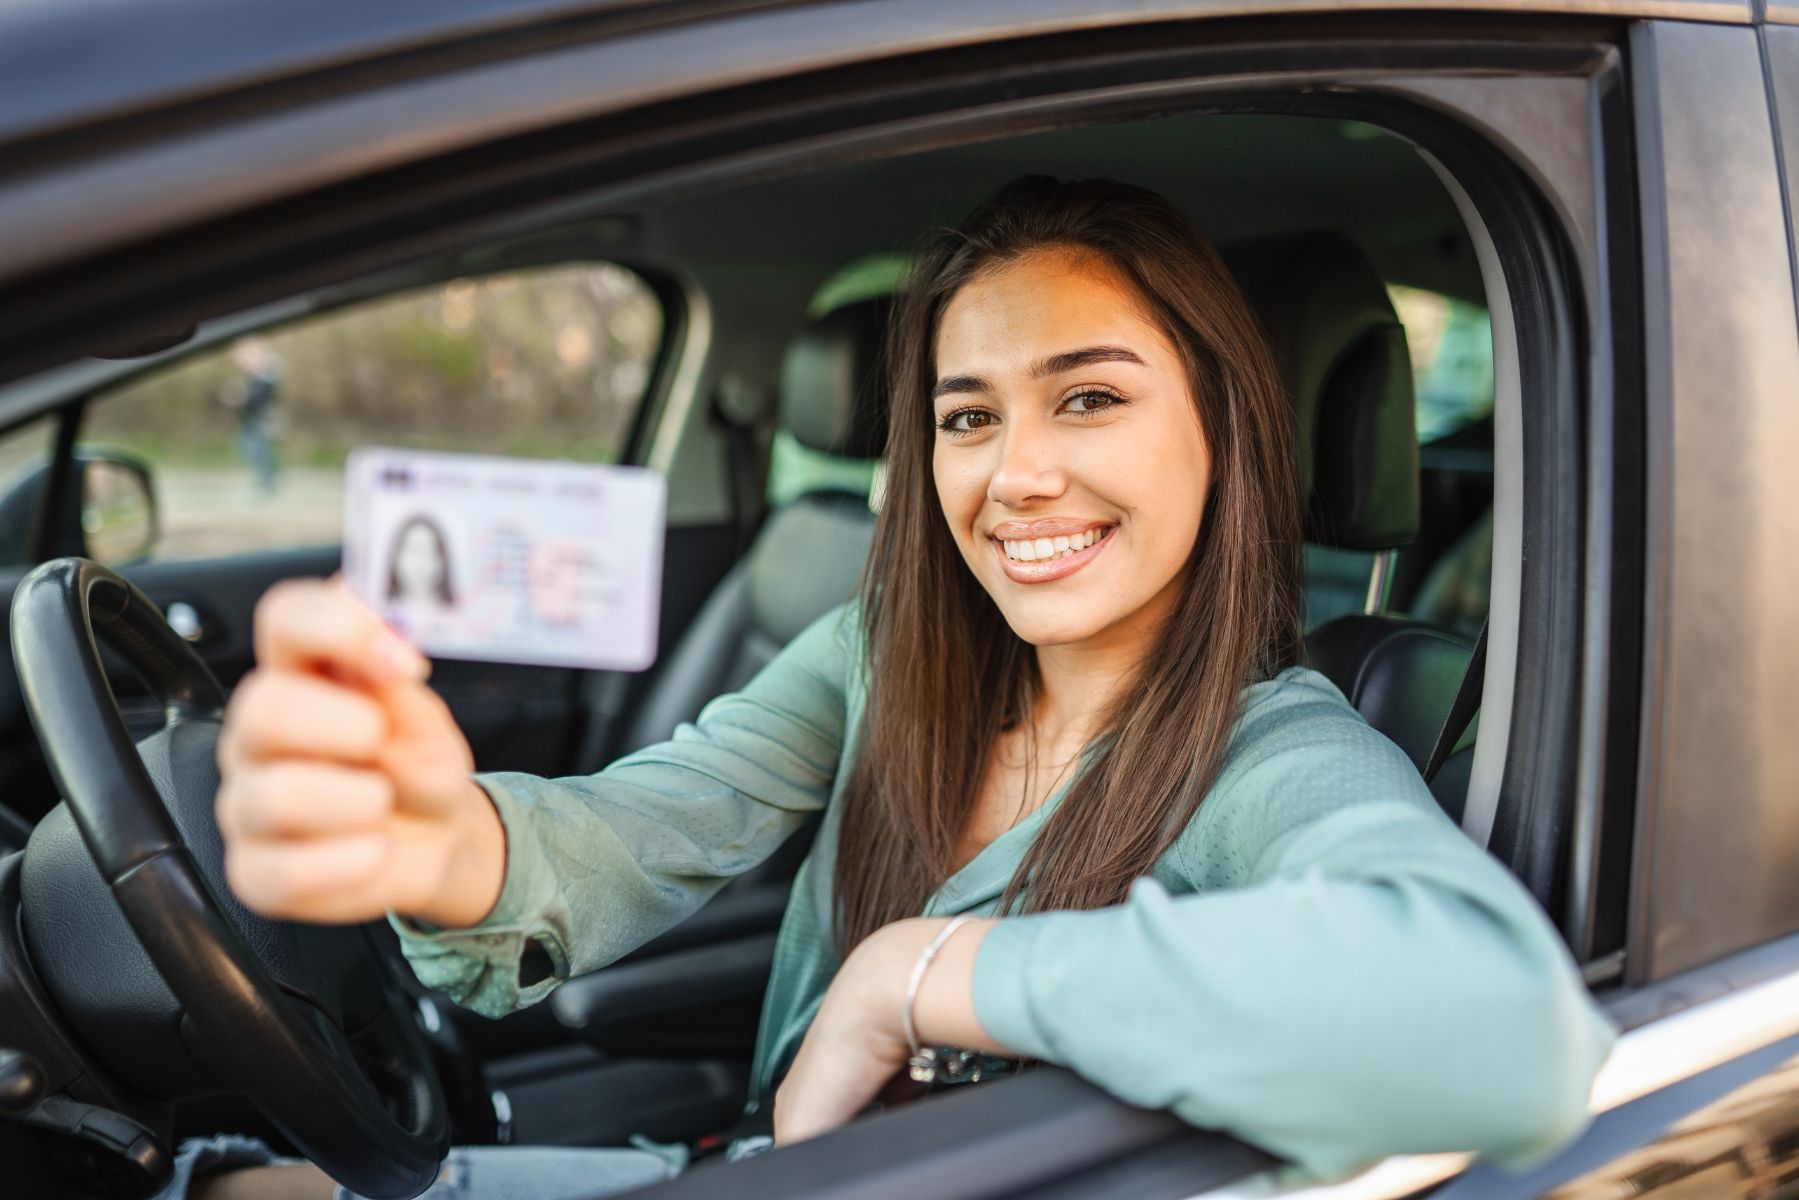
[0,853,139,1114]
[1576,41,1646,970]
[639,1067,1276,1200]
[551,932,777,1030]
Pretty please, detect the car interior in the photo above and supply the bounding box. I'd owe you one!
[0,110,1509,1187]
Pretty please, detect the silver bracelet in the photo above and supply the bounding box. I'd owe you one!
[902,914,978,1085]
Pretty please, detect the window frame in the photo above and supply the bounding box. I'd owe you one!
[41,257,681,565]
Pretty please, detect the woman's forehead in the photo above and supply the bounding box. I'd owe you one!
[935,249,1171,379]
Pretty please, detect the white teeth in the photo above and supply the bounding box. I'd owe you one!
[1000,527,1108,563]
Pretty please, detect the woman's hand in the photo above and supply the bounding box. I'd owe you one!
[214,576,507,929]
[774,916,1006,1144]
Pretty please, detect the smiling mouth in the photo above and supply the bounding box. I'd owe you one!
[996,525,1112,563]
[988,524,1117,584]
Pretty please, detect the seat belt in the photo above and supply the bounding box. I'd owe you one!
[1423,618,1488,785]
[712,381,770,556]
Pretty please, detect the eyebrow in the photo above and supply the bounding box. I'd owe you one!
[930,344,1147,400]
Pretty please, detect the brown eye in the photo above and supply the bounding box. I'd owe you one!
[1063,389,1124,415]
[939,408,997,435]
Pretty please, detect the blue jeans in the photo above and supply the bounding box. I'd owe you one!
[156,1134,680,1200]
[237,419,278,494]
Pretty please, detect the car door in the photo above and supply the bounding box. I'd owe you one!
[1393,15,1799,1200]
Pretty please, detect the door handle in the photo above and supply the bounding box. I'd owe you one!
[162,600,206,642]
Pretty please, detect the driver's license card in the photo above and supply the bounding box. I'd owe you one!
[341,447,666,671]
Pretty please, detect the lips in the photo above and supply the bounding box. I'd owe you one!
[991,524,1115,584]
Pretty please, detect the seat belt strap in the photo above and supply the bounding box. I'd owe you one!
[1423,618,1488,784]
[713,388,767,556]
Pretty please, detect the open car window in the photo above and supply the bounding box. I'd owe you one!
[80,263,665,565]
[1389,284,1495,445]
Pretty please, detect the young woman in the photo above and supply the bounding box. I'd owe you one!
[383,514,459,641]
[178,176,1616,1200]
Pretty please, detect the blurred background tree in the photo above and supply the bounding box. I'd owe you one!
[74,263,665,560]
[89,263,663,468]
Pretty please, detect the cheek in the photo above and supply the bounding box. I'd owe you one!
[932,448,987,543]
[1120,411,1211,555]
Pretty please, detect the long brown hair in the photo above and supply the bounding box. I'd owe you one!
[834,176,1302,951]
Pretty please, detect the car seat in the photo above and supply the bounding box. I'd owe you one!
[1223,233,1479,823]
[618,296,888,754]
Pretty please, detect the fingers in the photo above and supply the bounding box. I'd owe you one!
[219,576,485,925]
[373,693,473,823]
[219,670,389,769]
[253,577,429,687]
[216,760,394,841]
[223,831,393,924]
[375,673,464,751]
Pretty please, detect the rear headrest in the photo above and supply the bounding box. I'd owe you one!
[1222,233,1420,550]
[780,295,892,459]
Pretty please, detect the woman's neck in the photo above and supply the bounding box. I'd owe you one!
[1029,586,1171,748]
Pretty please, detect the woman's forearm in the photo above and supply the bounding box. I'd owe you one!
[892,917,1007,1054]
[407,777,508,930]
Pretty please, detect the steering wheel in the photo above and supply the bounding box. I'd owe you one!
[10,559,448,1199]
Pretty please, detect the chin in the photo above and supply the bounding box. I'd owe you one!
[989,595,1120,648]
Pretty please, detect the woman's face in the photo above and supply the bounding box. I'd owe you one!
[932,248,1212,649]
[394,523,447,601]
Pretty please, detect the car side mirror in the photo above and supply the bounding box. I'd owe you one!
[0,449,158,567]
[79,453,157,567]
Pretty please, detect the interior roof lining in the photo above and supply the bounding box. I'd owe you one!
[0,109,1486,415]
[479,111,1488,306]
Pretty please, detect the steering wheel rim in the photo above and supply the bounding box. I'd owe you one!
[10,558,449,1199]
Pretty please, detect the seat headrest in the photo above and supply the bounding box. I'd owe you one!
[1222,233,1420,550]
[779,295,892,459]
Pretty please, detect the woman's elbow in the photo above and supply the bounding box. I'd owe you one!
[1460,969,1617,1166]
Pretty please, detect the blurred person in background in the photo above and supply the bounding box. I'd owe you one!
[220,336,283,496]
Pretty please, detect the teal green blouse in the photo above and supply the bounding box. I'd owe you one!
[394,605,1616,1179]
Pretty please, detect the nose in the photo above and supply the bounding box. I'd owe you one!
[987,415,1067,508]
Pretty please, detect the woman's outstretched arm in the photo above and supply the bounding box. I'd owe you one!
[392,603,861,1016]
[218,576,862,1018]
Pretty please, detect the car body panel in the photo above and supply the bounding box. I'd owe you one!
[0,0,1756,300]
[0,0,1756,156]
[1627,19,1799,986]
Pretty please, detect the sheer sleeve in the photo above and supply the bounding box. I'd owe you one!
[969,672,1616,1179]
[392,605,859,1016]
